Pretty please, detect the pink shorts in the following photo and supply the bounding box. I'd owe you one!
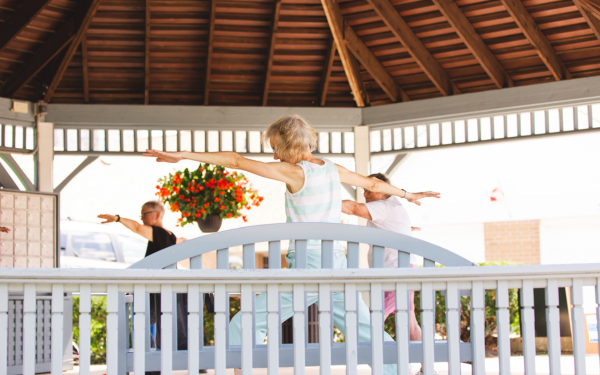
[384,264,417,319]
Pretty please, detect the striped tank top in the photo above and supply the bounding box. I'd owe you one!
[285,158,344,252]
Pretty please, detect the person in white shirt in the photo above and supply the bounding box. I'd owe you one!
[341,172,423,341]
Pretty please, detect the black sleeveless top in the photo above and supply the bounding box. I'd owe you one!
[145,226,177,258]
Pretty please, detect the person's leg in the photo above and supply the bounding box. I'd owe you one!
[408,291,422,341]
[383,291,397,321]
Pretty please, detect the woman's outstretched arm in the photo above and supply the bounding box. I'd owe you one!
[335,164,440,205]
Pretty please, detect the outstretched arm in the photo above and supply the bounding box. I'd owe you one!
[342,200,372,220]
[335,164,440,206]
[98,214,153,242]
[143,150,304,192]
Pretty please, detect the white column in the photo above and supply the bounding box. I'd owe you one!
[36,121,54,192]
[353,125,371,305]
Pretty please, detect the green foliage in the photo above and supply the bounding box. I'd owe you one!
[72,296,108,365]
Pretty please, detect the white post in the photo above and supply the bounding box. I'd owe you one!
[319,284,332,375]
[545,279,561,375]
[571,279,587,375]
[106,285,119,375]
[353,125,371,305]
[79,284,92,375]
[240,285,253,375]
[293,284,306,375]
[36,121,53,192]
[187,284,200,375]
[0,284,7,375]
[496,281,511,375]
[445,282,460,375]
[161,284,173,375]
[370,283,384,375]
[344,283,358,375]
[23,284,36,375]
[267,284,279,375]
[133,285,146,375]
[395,283,410,375]
[521,280,536,375]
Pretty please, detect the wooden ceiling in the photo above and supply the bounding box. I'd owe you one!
[1,0,600,108]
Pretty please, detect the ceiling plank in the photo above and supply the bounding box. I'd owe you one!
[262,0,283,106]
[573,0,600,41]
[144,0,151,105]
[577,0,600,19]
[0,17,77,97]
[82,38,90,103]
[344,22,409,102]
[364,0,459,96]
[0,0,53,55]
[431,0,514,89]
[43,0,102,102]
[499,0,572,81]
[320,37,336,106]
[204,0,217,106]
[321,0,368,107]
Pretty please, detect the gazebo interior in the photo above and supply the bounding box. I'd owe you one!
[1,0,600,108]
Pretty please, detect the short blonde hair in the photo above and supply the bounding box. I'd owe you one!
[142,200,165,218]
[263,115,318,161]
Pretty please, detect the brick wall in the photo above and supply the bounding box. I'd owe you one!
[484,220,540,264]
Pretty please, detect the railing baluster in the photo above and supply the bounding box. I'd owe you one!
[423,259,435,268]
[51,284,64,375]
[421,282,435,375]
[269,241,281,269]
[36,301,43,364]
[295,240,307,269]
[214,284,226,375]
[187,284,200,375]
[345,283,358,375]
[571,278,587,374]
[347,242,359,268]
[79,284,92,375]
[0,284,7,373]
[589,105,595,129]
[319,284,332,375]
[370,283,384,375]
[446,282,460,375]
[545,279,561,375]
[106,285,119,375]
[23,287,36,375]
[322,240,333,269]
[161,285,173,375]
[243,244,255,269]
[521,280,536,375]
[267,284,279,375]
[241,284,253,375]
[217,248,229,269]
[395,283,409,375]
[471,281,485,375]
[597,277,600,356]
[133,284,146,375]
[293,284,306,375]
[191,255,203,269]
[398,251,410,268]
[372,245,385,268]
[496,280,511,375]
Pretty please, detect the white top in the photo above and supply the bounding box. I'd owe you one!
[364,196,420,267]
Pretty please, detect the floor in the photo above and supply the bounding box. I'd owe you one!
[64,355,599,375]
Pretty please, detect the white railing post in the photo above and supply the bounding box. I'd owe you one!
[241,284,253,375]
[188,284,200,375]
[345,283,358,375]
[596,277,600,358]
[545,279,561,375]
[23,284,36,375]
[133,284,146,375]
[520,280,536,375]
[161,284,173,375]
[395,283,409,375]
[370,283,384,375]
[214,284,227,375]
[267,284,279,375]
[79,284,92,375]
[471,282,485,375]
[420,282,434,375]
[445,282,460,375]
[106,285,119,375]
[496,281,511,375]
[571,279,587,375]
[319,284,332,375]
[51,284,64,375]
[293,284,306,375]
[0,284,7,375]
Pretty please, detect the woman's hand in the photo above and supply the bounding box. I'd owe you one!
[143,149,184,163]
[405,191,440,206]
[98,214,118,224]
[0,226,10,233]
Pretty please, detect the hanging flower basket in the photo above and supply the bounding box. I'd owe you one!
[156,164,263,229]
[196,214,223,233]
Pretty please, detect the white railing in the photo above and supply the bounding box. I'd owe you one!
[1,265,600,375]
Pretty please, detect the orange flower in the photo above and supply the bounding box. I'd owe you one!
[219,191,224,195]
[226,213,232,218]
[220,205,225,210]
[179,195,184,199]
[183,212,191,217]
[214,197,220,202]
[242,215,247,222]
[199,186,204,191]
[204,203,210,207]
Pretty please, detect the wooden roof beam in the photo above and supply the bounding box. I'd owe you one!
[344,22,409,102]
[262,0,282,106]
[499,0,572,81]
[431,0,513,89]
[43,0,102,102]
[0,0,53,55]
[573,0,600,41]
[82,38,90,103]
[321,0,368,107]
[364,0,458,96]
[320,37,336,106]
[144,0,151,105]
[204,0,216,106]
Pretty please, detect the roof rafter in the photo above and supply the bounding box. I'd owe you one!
[82,37,90,103]
[364,0,459,96]
[499,0,572,81]
[431,0,514,89]
[319,37,336,106]
[204,0,217,106]
[262,0,283,106]
[43,0,102,102]
[344,22,409,102]
[0,0,53,55]
[321,0,368,107]
[573,0,600,41]
[144,0,151,105]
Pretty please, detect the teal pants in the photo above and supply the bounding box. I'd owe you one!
[229,251,398,375]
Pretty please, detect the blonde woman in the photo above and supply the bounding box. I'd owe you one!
[144,114,439,374]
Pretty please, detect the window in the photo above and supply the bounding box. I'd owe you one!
[117,234,148,263]
[70,232,116,261]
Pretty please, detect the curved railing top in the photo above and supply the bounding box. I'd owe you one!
[129,223,476,269]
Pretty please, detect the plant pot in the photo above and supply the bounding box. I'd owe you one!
[197,214,223,233]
